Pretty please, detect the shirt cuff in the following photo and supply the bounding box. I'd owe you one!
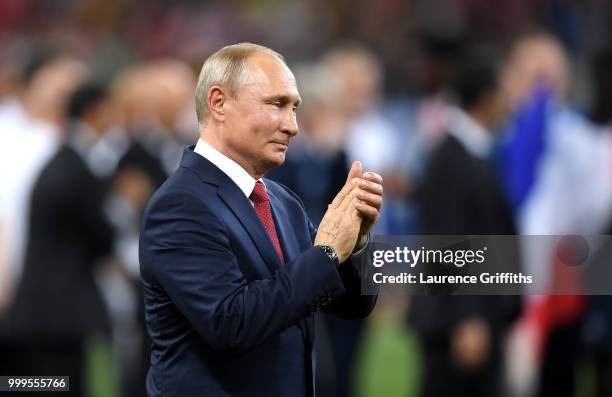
[352,233,370,255]
[349,233,370,274]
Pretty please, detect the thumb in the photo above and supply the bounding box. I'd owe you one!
[346,160,363,184]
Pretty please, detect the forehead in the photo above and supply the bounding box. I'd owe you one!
[242,52,300,98]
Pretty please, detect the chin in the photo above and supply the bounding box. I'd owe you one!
[263,153,286,171]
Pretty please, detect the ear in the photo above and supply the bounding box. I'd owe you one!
[207,85,227,122]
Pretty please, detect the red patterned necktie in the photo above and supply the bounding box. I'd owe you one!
[250,181,285,264]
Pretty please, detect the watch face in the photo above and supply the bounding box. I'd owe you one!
[319,245,337,261]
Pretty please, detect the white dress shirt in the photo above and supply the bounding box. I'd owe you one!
[193,138,369,258]
[446,106,493,159]
[194,138,263,201]
[0,104,60,301]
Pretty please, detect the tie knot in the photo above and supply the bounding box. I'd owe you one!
[250,181,269,204]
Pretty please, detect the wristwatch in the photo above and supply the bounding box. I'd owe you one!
[315,245,339,267]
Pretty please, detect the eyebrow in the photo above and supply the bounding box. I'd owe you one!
[264,95,302,108]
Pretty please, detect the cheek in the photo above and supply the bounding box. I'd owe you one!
[251,112,282,138]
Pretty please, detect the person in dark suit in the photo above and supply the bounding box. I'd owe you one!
[8,83,116,396]
[409,46,520,397]
[139,43,383,397]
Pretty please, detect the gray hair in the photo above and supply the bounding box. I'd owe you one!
[195,42,286,126]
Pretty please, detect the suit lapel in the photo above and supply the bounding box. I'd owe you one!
[217,183,282,275]
[180,146,283,275]
[267,184,315,371]
[267,188,298,262]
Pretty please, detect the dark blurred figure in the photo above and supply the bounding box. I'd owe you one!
[0,52,89,301]
[8,83,116,396]
[410,31,466,173]
[409,46,520,397]
[582,244,612,397]
[583,47,612,397]
[0,52,89,377]
[590,48,612,127]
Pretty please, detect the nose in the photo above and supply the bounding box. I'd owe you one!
[281,109,299,137]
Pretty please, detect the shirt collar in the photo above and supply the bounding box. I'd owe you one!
[446,106,492,159]
[194,138,263,198]
[68,121,99,156]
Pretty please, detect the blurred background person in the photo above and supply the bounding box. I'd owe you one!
[499,32,612,397]
[409,30,466,179]
[8,82,116,396]
[116,60,197,187]
[323,45,399,177]
[0,52,89,302]
[409,44,521,397]
[149,60,199,160]
[323,45,404,235]
[113,64,166,193]
[0,52,89,375]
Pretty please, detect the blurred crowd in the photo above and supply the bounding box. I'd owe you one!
[3,1,612,397]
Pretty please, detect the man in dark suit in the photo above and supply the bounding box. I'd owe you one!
[8,83,116,396]
[139,43,383,397]
[409,46,520,397]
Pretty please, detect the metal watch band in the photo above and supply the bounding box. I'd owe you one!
[315,245,339,266]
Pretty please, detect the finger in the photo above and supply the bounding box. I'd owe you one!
[362,171,383,185]
[330,180,357,209]
[339,187,359,213]
[355,201,380,220]
[346,160,363,184]
[330,161,362,209]
[356,179,383,196]
[356,189,383,209]
[351,204,363,222]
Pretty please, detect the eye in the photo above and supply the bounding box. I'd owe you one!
[271,100,282,108]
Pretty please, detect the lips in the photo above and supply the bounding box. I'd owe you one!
[271,141,289,148]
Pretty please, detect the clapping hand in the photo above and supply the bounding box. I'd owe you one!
[314,161,383,263]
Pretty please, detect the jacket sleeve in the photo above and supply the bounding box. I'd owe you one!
[305,218,378,319]
[322,252,378,319]
[140,190,346,356]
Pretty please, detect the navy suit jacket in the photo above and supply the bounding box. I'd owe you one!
[140,147,376,397]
